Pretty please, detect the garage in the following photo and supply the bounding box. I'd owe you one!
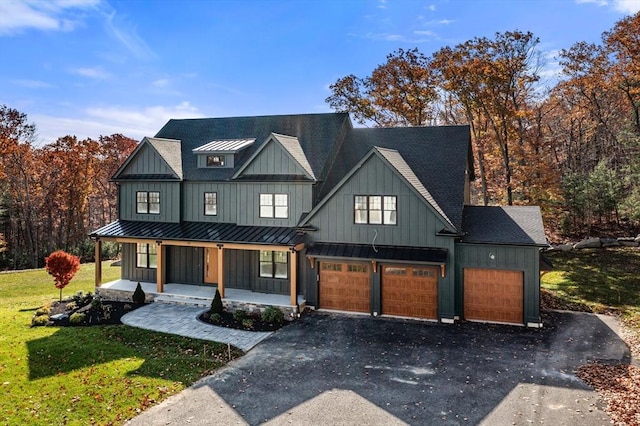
[463,268,523,325]
[382,265,439,319]
[319,261,370,313]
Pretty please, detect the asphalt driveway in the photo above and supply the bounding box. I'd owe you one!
[127,310,632,425]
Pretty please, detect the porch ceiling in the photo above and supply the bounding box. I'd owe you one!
[91,220,305,246]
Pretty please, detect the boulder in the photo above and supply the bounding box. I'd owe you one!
[601,238,620,247]
[557,244,574,252]
[618,237,639,247]
[574,238,601,249]
[635,234,640,243]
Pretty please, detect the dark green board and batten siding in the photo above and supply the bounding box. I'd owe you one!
[121,143,176,176]
[236,182,313,227]
[455,243,541,325]
[182,182,237,223]
[241,140,308,176]
[118,182,181,223]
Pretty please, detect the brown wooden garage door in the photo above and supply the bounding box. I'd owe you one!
[382,265,439,319]
[464,268,524,325]
[319,261,370,313]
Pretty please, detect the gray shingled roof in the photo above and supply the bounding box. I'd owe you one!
[461,206,547,246]
[376,147,454,229]
[146,137,183,179]
[272,133,316,180]
[318,126,472,232]
[153,113,350,181]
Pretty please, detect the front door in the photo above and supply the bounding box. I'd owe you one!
[204,247,218,284]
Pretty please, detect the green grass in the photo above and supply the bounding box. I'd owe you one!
[542,247,640,328]
[0,262,241,425]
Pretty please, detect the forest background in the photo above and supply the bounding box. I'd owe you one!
[1,13,638,270]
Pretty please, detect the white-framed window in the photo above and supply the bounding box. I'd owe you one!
[259,250,288,279]
[136,191,160,214]
[206,155,225,167]
[354,195,397,225]
[259,193,288,218]
[204,192,217,216]
[136,243,157,269]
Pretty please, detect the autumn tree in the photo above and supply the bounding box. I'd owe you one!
[326,48,440,127]
[433,30,542,206]
[45,250,80,301]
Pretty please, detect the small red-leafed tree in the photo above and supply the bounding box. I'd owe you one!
[45,250,80,301]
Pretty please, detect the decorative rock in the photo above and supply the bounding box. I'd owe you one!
[619,241,639,247]
[601,238,620,247]
[635,234,640,243]
[574,238,601,249]
[557,244,574,252]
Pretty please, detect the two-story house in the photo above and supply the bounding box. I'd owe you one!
[91,113,547,327]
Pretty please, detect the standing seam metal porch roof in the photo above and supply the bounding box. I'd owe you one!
[91,220,305,246]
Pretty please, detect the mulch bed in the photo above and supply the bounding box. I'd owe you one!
[199,310,288,332]
[43,299,144,326]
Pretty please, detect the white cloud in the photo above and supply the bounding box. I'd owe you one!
[0,0,99,36]
[377,0,387,9]
[152,78,169,88]
[102,8,154,59]
[12,79,54,88]
[612,0,640,13]
[31,102,203,145]
[414,30,436,36]
[428,4,436,11]
[575,0,640,13]
[72,66,111,79]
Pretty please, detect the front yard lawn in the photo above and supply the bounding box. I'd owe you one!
[0,262,241,425]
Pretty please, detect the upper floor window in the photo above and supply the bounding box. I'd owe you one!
[137,191,160,214]
[354,195,397,225]
[206,155,225,167]
[259,193,288,218]
[136,243,157,269]
[204,192,217,216]
[259,250,288,279]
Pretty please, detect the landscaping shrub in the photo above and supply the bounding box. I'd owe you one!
[65,301,77,311]
[261,306,284,323]
[210,289,223,315]
[91,295,103,311]
[242,318,254,329]
[32,314,49,326]
[132,282,146,304]
[209,313,222,323]
[69,312,85,325]
[35,306,50,316]
[233,310,247,321]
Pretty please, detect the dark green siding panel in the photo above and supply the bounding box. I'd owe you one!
[236,182,313,227]
[224,249,254,290]
[166,246,203,284]
[307,155,450,247]
[121,144,174,176]
[182,182,237,222]
[455,243,540,324]
[119,182,180,222]
[242,140,306,176]
[122,243,156,283]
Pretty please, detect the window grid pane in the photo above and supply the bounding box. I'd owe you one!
[204,192,217,216]
[148,192,160,214]
[136,192,148,214]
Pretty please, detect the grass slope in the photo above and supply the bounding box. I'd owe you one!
[0,262,241,425]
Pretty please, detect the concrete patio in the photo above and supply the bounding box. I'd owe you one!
[96,279,305,312]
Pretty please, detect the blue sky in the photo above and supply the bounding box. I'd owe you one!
[0,0,638,145]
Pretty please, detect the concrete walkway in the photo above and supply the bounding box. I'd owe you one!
[120,303,273,352]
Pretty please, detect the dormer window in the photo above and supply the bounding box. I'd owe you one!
[206,155,225,167]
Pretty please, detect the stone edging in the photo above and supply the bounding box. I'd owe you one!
[549,235,640,251]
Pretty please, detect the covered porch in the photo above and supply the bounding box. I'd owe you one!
[91,220,306,312]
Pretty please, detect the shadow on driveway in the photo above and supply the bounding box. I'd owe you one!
[128,310,630,425]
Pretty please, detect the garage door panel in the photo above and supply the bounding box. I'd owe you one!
[319,262,370,313]
[464,268,523,325]
[382,266,438,319]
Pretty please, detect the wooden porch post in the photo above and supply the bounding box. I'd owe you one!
[217,245,225,298]
[94,239,102,287]
[156,241,164,293]
[290,249,297,307]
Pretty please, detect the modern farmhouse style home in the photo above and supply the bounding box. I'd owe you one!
[91,113,547,327]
